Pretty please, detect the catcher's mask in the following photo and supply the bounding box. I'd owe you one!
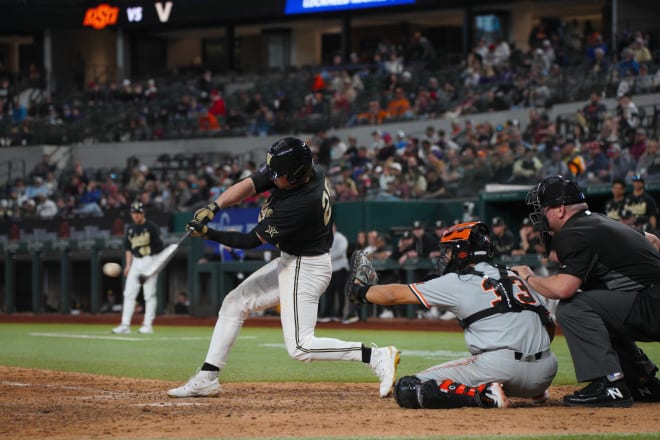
[263,137,313,185]
[437,221,494,275]
[526,175,585,253]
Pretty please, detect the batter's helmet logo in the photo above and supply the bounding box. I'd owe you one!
[264,225,279,238]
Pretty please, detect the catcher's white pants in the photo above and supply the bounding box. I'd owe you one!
[205,252,363,370]
[415,348,558,398]
[120,255,158,327]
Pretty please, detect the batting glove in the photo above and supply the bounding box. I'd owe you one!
[193,202,220,225]
[187,219,209,238]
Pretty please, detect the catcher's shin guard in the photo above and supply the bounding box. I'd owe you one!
[417,379,484,409]
[394,376,423,408]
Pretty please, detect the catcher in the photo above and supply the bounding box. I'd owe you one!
[346,221,558,409]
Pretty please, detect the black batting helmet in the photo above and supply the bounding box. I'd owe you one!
[437,221,494,275]
[264,137,313,185]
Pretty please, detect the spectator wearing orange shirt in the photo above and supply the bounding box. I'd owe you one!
[356,100,389,125]
[386,87,413,120]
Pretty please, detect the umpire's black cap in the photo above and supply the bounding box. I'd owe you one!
[535,175,585,207]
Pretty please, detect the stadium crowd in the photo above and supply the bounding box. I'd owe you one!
[1,23,659,239]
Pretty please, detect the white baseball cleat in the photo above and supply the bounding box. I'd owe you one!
[167,371,221,398]
[532,389,550,404]
[112,325,131,334]
[137,325,153,334]
[370,345,400,398]
[482,382,511,408]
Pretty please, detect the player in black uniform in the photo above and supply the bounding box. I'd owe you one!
[625,175,658,230]
[603,179,630,220]
[513,175,660,407]
[112,201,164,334]
[168,137,399,398]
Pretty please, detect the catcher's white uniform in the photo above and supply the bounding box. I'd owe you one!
[409,262,557,398]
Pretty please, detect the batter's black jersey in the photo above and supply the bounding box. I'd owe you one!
[554,209,660,292]
[251,163,333,256]
[124,220,164,258]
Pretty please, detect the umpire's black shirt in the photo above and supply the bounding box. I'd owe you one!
[554,209,660,292]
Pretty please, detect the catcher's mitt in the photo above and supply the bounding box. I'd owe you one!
[345,251,378,304]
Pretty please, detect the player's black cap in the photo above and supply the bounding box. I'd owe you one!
[412,220,424,229]
[130,200,144,213]
[619,209,634,220]
[491,216,505,227]
[435,219,446,229]
[632,174,645,183]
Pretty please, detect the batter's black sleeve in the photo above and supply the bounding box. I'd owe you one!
[250,170,276,194]
[204,228,263,249]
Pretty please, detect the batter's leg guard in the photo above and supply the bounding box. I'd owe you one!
[417,379,484,409]
[393,376,422,409]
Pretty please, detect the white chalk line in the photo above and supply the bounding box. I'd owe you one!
[28,332,256,342]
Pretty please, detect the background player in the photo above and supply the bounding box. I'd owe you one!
[112,201,164,334]
[167,137,399,398]
[347,221,557,409]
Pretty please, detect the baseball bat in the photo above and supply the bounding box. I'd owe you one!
[138,229,192,284]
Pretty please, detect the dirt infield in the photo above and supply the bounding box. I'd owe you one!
[2,366,660,440]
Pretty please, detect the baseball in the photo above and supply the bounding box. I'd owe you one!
[103,262,122,278]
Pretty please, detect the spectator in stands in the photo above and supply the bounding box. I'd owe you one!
[578,91,607,136]
[608,142,636,183]
[637,139,660,180]
[584,141,611,184]
[511,145,542,184]
[208,89,227,119]
[0,78,12,106]
[386,87,413,120]
[25,176,49,200]
[632,37,652,63]
[604,179,630,220]
[633,64,654,94]
[76,180,103,217]
[617,48,640,78]
[629,127,648,162]
[588,47,610,81]
[539,145,569,178]
[35,192,58,219]
[615,93,641,148]
[625,175,658,230]
[197,69,213,103]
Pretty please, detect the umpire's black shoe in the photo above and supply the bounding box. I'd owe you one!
[632,376,660,402]
[563,378,633,407]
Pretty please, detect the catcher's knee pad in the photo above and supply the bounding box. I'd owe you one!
[417,379,481,409]
[393,376,422,409]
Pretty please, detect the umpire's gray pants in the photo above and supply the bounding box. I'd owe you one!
[556,289,657,383]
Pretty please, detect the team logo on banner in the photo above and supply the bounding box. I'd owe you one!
[83,4,120,29]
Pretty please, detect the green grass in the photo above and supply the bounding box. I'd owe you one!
[3,322,658,386]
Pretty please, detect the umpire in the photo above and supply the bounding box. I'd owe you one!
[513,175,660,407]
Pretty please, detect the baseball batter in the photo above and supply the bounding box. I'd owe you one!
[167,137,399,398]
[112,201,164,334]
[347,221,558,409]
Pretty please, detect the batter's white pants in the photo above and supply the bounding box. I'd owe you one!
[205,252,363,370]
[120,255,158,327]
